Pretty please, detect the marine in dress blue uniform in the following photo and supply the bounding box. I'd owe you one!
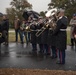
[30,20,37,54]
[53,9,68,64]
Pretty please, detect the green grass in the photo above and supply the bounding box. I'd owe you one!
[9,32,21,42]
[9,30,71,45]
[9,32,15,42]
[67,31,71,45]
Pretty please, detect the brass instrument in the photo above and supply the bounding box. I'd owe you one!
[35,17,57,37]
[35,22,49,37]
[48,17,57,30]
[25,21,37,32]
[0,32,2,38]
[45,8,57,17]
[35,9,58,37]
[25,26,31,32]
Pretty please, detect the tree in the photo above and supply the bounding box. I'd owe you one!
[6,8,16,28]
[10,0,32,19]
[40,11,45,18]
[6,0,32,28]
[48,0,76,20]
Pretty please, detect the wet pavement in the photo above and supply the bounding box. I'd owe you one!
[0,43,76,71]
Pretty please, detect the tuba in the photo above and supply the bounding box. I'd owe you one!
[46,8,58,30]
[48,15,57,30]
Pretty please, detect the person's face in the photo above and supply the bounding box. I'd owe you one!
[39,18,43,23]
[23,21,25,23]
[28,17,32,21]
[58,12,61,17]
[58,12,64,17]
[73,16,76,19]
[3,16,6,20]
[15,17,18,20]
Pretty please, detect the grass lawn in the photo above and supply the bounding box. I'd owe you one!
[8,30,71,45]
[9,32,15,42]
[9,31,21,42]
[67,30,71,45]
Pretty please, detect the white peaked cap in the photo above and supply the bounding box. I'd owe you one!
[58,8,65,13]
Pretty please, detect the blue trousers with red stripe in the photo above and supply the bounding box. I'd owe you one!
[58,50,65,64]
[32,44,37,52]
[51,46,57,57]
[43,44,49,54]
[39,44,44,53]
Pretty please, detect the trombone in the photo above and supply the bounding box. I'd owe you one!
[36,22,49,37]
[35,17,57,37]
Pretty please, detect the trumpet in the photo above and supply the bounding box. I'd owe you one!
[25,26,31,32]
[25,21,37,32]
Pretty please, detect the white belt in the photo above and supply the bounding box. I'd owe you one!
[60,29,66,31]
[31,30,37,31]
[49,28,52,30]
[31,29,42,31]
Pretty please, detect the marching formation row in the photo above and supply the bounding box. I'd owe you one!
[0,9,68,65]
[20,9,68,65]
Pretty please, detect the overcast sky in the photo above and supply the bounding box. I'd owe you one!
[0,0,51,14]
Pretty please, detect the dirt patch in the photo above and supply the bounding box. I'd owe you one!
[0,68,76,75]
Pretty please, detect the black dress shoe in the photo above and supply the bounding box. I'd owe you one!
[32,51,37,56]
[61,63,65,65]
[56,61,61,64]
[38,51,43,54]
[50,56,57,59]
[21,42,24,44]
[50,56,55,59]
[3,43,8,46]
[56,61,65,65]
[46,53,50,55]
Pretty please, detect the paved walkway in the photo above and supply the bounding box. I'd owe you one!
[0,43,76,71]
